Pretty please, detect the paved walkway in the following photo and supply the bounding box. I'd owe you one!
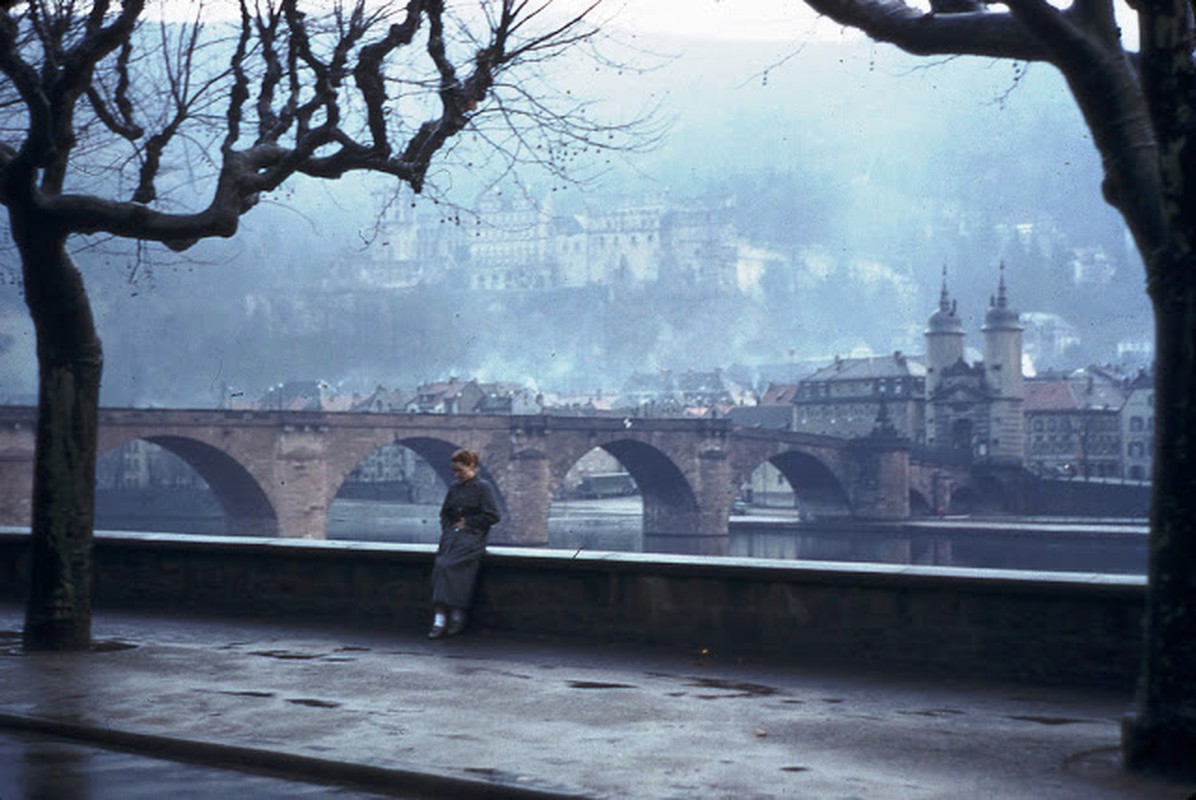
[1,605,1194,799]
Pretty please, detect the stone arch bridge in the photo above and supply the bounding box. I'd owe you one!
[0,407,974,555]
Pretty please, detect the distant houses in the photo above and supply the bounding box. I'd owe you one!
[209,266,1153,485]
[1024,366,1153,480]
[790,352,927,442]
[749,271,1154,482]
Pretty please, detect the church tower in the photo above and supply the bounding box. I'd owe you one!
[923,267,965,449]
[924,266,965,392]
[981,264,1025,462]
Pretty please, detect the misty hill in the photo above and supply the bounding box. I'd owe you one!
[0,32,1151,407]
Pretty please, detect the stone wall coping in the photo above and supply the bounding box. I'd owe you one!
[898,519,1148,536]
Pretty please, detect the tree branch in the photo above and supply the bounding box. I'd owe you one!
[224,0,253,153]
[6,0,645,253]
[254,2,288,141]
[42,141,296,249]
[799,0,1053,61]
[84,36,143,141]
[0,9,43,108]
[61,0,145,96]
[353,1,425,153]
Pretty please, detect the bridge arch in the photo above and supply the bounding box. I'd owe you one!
[774,449,852,520]
[527,435,704,553]
[98,435,278,536]
[325,435,511,541]
[967,472,1015,514]
[734,448,852,523]
[601,439,699,552]
[947,484,980,515]
[909,488,933,517]
[600,439,698,512]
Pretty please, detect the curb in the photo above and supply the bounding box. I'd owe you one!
[0,711,591,799]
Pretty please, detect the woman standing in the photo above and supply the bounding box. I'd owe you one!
[428,449,501,639]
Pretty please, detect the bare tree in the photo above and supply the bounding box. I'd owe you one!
[788,0,1195,777]
[0,0,635,652]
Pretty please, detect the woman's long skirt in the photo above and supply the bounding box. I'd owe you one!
[431,529,487,608]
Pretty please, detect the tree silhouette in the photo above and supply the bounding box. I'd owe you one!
[794,0,1195,776]
[0,0,632,652]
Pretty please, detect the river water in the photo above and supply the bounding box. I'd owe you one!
[327,497,648,552]
[94,493,1147,574]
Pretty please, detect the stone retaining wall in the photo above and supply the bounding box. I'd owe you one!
[0,531,1144,688]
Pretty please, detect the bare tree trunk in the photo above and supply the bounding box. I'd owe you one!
[15,218,103,651]
[1122,252,1196,777]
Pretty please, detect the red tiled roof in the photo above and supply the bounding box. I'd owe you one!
[1025,379,1126,412]
[1024,381,1077,412]
[760,383,798,405]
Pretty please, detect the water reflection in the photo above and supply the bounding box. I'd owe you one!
[325,497,646,551]
[0,731,398,799]
[96,491,1147,574]
[15,735,88,800]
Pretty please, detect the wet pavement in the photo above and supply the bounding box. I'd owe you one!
[1,604,1194,799]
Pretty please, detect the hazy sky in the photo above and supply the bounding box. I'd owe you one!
[0,0,1150,405]
[145,0,1136,47]
[600,0,1140,50]
[602,0,829,41]
[149,1,833,42]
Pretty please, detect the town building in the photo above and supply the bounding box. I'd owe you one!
[366,192,746,293]
[406,377,542,415]
[1121,369,1155,481]
[618,369,754,418]
[338,442,439,503]
[781,267,1155,481]
[777,267,1029,462]
[406,377,485,414]
[469,191,558,291]
[1023,372,1124,479]
[352,386,413,413]
[791,352,927,442]
[254,380,356,412]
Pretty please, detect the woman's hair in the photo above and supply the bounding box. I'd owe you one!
[450,449,480,468]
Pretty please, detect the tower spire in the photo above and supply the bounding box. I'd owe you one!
[984,261,1019,328]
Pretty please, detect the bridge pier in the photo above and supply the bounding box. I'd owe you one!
[847,437,911,520]
[643,448,734,556]
[265,424,333,539]
[493,449,552,547]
